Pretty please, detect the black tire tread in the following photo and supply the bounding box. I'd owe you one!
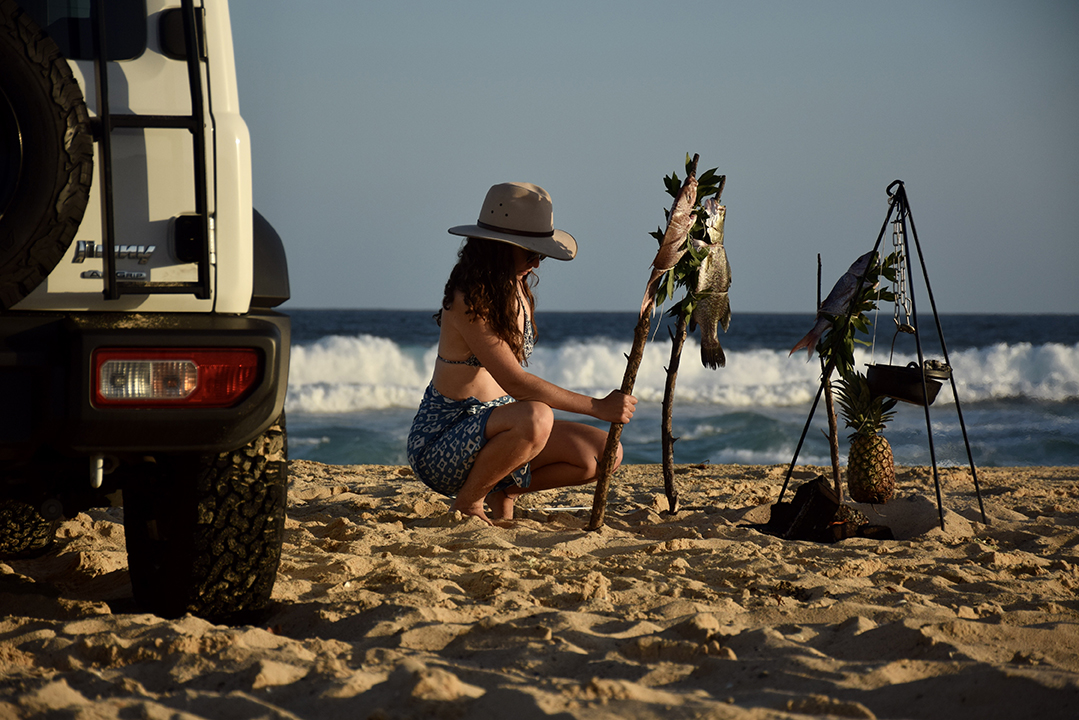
[124,416,288,620]
[0,497,58,558]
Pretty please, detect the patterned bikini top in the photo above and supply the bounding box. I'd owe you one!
[437,307,534,368]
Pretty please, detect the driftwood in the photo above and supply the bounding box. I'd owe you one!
[661,314,688,514]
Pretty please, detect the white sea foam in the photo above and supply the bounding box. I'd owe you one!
[285,335,1079,414]
[288,335,429,386]
[944,342,1079,402]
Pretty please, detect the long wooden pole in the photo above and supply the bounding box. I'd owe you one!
[661,314,688,514]
[588,313,650,530]
[823,369,842,498]
[819,254,843,499]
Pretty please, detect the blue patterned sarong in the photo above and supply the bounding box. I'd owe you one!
[407,383,531,497]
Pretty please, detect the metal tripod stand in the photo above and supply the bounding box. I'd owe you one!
[777,180,987,530]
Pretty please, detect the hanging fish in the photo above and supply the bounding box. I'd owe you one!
[691,198,731,368]
[789,250,876,358]
[640,170,698,318]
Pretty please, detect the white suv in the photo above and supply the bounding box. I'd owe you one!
[0,0,291,621]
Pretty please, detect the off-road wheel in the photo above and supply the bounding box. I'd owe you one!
[0,0,94,309]
[0,497,58,558]
[124,416,288,621]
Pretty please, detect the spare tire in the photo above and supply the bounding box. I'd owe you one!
[0,0,93,310]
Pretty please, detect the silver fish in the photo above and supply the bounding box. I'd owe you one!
[640,171,698,318]
[789,250,876,358]
[691,198,731,368]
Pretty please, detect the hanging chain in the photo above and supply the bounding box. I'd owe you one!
[891,210,914,334]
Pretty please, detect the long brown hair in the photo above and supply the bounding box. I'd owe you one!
[439,238,537,363]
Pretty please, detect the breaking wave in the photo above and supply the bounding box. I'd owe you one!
[285,335,1079,414]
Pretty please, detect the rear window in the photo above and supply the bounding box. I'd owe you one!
[20,0,147,61]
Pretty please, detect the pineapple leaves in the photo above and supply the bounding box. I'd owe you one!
[833,371,897,439]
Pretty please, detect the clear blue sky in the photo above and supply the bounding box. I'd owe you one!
[231,0,1078,314]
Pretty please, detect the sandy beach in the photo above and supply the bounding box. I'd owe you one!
[2,461,1078,719]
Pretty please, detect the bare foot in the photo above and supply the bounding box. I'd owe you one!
[451,500,494,526]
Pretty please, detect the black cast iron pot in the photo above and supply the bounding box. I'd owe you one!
[866,361,952,406]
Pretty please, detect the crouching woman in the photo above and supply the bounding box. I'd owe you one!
[407,182,637,525]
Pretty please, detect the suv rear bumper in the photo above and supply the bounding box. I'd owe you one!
[0,310,289,460]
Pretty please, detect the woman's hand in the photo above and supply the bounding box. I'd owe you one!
[594,390,637,424]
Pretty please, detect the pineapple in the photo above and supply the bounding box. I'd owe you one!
[835,371,898,504]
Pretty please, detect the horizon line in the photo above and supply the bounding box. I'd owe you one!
[279,306,1079,316]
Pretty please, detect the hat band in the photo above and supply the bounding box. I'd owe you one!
[476,220,554,239]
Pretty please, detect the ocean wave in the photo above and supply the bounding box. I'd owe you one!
[940,342,1079,402]
[285,335,1079,414]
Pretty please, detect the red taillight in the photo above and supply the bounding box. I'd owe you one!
[93,348,262,408]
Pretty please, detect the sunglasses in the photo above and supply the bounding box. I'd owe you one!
[526,251,547,264]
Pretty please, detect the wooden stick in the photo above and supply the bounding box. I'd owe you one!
[662,313,688,514]
[823,368,842,499]
[588,312,650,530]
[818,254,843,499]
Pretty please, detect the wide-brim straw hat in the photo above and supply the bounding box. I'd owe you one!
[448,182,577,261]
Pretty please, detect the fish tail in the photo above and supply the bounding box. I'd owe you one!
[788,330,819,358]
[789,319,828,359]
[701,339,726,369]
